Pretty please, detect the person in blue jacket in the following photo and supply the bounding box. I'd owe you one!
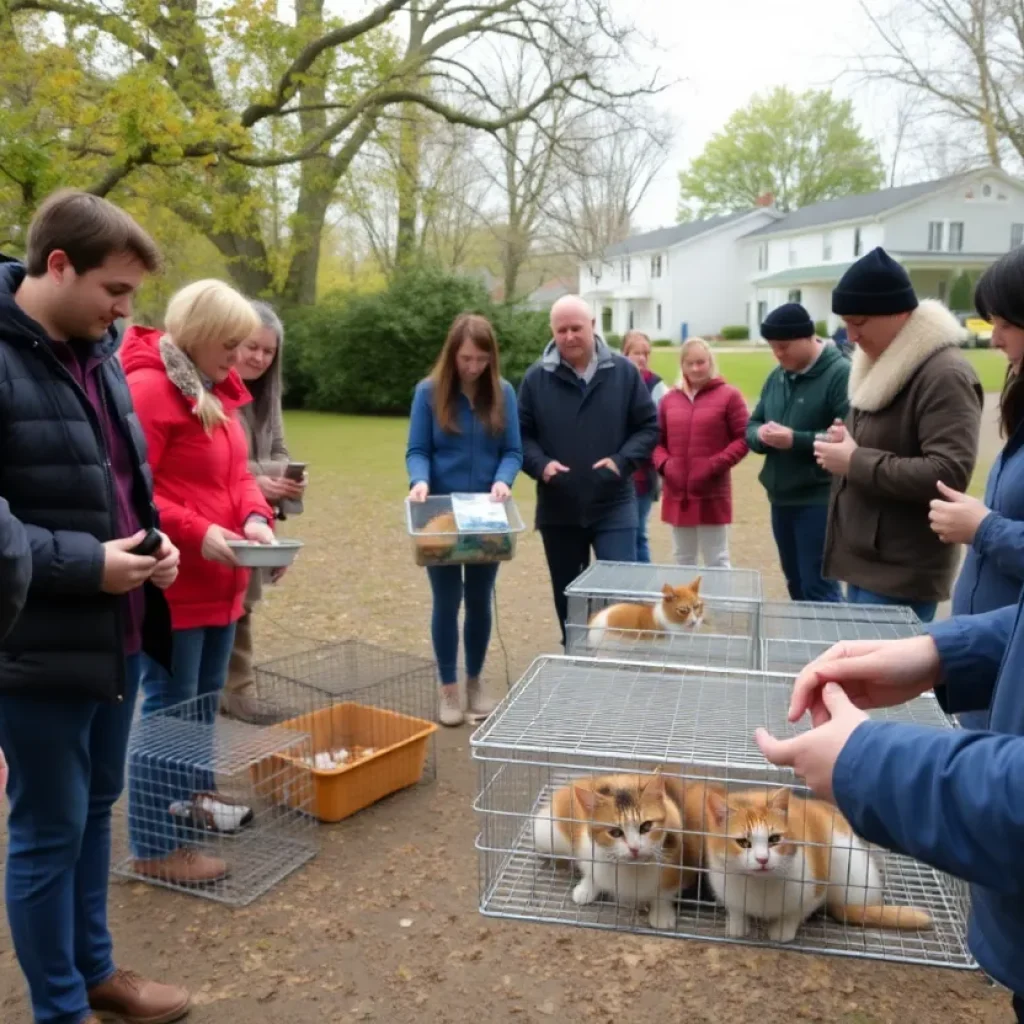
[928,247,1024,729]
[406,313,523,727]
[755,609,1024,1020]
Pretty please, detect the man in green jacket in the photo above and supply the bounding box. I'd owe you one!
[747,303,850,601]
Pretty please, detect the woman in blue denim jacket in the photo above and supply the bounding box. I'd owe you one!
[406,314,523,726]
[929,248,1024,728]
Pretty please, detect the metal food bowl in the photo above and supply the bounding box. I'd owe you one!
[226,539,304,568]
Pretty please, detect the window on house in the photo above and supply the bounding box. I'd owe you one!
[823,232,833,261]
[757,244,769,272]
[656,303,662,331]
[788,245,797,267]
[650,254,663,278]
[628,308,635,330]
[937,279,948,302]
[1012,224,1024,249]
[928,221,945,252]
[949,222,964,252]
[621,259,631,282]
[853,228,863,257]
[757,300,768,324]
[788,289,802,303]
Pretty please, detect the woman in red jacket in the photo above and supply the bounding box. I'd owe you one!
[121,279,275,887]
[653,337,749,567]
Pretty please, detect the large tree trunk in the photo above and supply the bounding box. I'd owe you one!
[394,100,422,271]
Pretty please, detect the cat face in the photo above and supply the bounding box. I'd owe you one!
[572,775,674,864]
[660,578,704,628]
[705,787,795,877]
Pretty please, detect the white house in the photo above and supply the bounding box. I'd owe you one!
[579,209,779,340]
[581,167,1024,342]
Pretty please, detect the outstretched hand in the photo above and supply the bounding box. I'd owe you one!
[755,683,868,800]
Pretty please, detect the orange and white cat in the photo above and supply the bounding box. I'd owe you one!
[704,786,933,943]
[586,579,704,647]
[531,771,708,930]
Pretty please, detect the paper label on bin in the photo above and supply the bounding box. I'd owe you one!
[451,493,509,532]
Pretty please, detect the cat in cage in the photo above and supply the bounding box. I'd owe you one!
[585,578,705,648]
[703,785,933,943]
[531,770,710,931]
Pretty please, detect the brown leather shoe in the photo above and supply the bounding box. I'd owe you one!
[88,968,190,1024]
[132,848,229,885]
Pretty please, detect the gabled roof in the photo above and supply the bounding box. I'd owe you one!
[743,170,1013,238]
[603,210,764,259]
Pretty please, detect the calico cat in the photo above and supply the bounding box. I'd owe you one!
[703,786,933,943]
[586,579,704,647]
[531,771,709,930]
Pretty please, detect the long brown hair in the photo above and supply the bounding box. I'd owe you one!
[430,313,505,434]
[975,249,1024,439]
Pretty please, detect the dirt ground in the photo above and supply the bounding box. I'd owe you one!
[0,396,1014,1024]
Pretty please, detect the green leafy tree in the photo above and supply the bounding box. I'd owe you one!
[677,87,884,219]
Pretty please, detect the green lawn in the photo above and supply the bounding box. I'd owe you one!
[649,347,1007,401]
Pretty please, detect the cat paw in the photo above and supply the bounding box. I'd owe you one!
[725,913,750,939]
[647,902,677,931]
[767,918,801,944]
[572,880,598,906]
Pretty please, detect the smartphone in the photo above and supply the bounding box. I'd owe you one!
[130,528,163,557]
[284,461,306,483]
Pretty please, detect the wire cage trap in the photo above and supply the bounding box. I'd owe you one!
[564,561,763,671]
[471,654,973,970]
[759,601,924,675]
[253,639,439,822]
[113,689,318,907]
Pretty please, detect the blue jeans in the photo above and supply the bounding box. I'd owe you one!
[846,584,937,623]
[770,504,843,603]
[426,563,500,685]
[128,625,236,860]
[0,656,141,1024]
[540,524,638,646]
[635,492,654,564]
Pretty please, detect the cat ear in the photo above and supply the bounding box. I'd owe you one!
[768,787,791,815]
[571,784,600,816]
[690,575,702,594]
[661,583,676,602]
[641,769,665,799]
[706,788,729,828]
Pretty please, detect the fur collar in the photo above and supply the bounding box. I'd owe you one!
[158,335,249,412]
[159,335,206,407]
[849,300,966,412]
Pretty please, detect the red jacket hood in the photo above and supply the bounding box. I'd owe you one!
[121,325,252,411]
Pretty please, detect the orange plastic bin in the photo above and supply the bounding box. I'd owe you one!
[252,701,438,823]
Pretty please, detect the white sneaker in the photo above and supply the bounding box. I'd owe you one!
[466,679,496,719]
[170,793,254,833]
[438,685,464,727]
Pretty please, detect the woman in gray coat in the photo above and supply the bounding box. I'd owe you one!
[221,301,306,722]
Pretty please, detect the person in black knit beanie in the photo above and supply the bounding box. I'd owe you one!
[813,246,982,620]
[749,302,850,602]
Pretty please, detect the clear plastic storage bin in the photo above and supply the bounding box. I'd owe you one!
[405,494,526,567]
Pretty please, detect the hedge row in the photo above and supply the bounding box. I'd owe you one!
[279,268,550,414]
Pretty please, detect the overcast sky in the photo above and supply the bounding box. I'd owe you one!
[628,0,885,231]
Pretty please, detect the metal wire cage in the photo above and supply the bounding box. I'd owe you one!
[759,601,924,675]
[254,639,439,784]
[471,655,972,970]
[113,689,319,907]
[564,561,763,670]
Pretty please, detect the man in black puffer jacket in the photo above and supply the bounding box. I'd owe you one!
[0,192,190,1024]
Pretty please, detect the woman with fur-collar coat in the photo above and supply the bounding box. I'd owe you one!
[814,248,984,621]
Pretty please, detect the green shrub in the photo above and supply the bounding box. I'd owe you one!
[814,320,828,337]
[720,325,750,341]
[652,338,673,347]
[604,332,622,350]
[280,267,549,415]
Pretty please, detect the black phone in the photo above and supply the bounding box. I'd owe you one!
[284,461,306,482]
[130,528,163,557]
